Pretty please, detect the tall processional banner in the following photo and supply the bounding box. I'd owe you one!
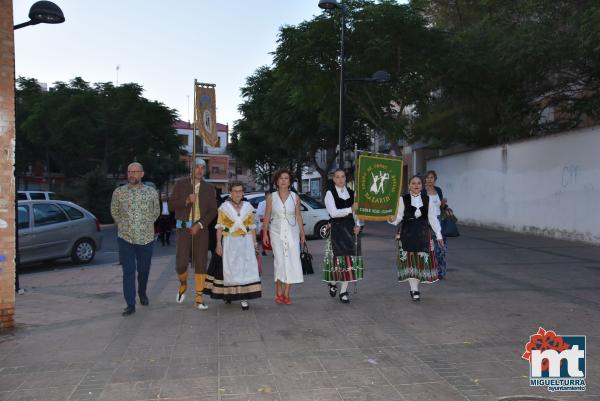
[194,83,219,147]
[355,152,403,221]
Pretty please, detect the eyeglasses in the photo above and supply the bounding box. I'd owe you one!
[127,170,143,173]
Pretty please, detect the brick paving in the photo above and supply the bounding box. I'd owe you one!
[1,222,598,400]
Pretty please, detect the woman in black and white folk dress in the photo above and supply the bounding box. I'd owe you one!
[388,175,444,301]
[323,169,362,303]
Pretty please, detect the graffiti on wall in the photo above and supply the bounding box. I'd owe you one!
[561,164,579,188]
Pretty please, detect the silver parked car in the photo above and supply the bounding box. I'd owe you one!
[17,200,103,264]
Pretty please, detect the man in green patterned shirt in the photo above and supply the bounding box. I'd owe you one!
[111,162,160,316]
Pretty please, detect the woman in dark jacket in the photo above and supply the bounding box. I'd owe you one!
[422,170,448,279]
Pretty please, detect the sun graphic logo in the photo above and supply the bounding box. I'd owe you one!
[522,327,586,392]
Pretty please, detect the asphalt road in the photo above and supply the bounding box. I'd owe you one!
[18,225,177,274]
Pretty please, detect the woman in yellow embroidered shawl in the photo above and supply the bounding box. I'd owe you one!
[204,182,261,310]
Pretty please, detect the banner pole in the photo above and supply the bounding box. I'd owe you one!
[191,79,198,270]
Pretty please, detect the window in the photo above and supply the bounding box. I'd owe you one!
[310,178,321,198]
[300,194,325,209]
[29,192,46,200]
[18,206,29,229]
[33,203,68,227]
[17,192,27,200]
[59,204,84,220]
[48,192,58,200]
[302,179,309,194]
[180,135,189,146]
[211,166,221,174]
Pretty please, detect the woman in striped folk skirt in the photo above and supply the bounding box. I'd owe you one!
[388,175,444,301]
[322,169,363,303]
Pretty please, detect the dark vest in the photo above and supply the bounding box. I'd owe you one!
[402,193,429,220]
[330,186,354,209]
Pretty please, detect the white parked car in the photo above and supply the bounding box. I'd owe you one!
[239,192,330,239]
[18,191,57,201]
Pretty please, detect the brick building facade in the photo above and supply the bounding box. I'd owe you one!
[0,0,16,330]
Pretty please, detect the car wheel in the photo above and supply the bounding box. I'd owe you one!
[315,221,330,239]
[71,239,95,264]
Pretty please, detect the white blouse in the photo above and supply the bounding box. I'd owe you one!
[389,194,442,239]
[428,193,441,217]
[324,186,360,226]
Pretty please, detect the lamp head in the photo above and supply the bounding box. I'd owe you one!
[318,0,341,10]
[29,1,65,24]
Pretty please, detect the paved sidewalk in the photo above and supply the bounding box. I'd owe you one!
[1,223,599,401]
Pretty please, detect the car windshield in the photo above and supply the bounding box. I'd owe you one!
[300,194,325,209]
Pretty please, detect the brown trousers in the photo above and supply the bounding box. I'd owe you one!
[175,227,209,274]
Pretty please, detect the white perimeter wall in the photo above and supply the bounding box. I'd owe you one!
[427,126,600,244]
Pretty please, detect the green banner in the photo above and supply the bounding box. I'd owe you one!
[356,153,403,221]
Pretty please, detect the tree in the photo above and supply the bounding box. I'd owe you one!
[15,78,45,183]
[235,1,442,195]
[16,77,186,185]
[411,0,600,146]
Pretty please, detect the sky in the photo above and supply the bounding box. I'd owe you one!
[13,0,323,128]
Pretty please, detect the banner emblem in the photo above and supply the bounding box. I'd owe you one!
[195,84,219,147]
[356,153,403,221]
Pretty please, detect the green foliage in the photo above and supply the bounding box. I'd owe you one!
[71,167,116,224]
[233,0,600,172]
[15,77,186,188]
[412,0,600,146]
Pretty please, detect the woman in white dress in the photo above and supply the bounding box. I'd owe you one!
[204,182,261,310]
[262,169,305,305]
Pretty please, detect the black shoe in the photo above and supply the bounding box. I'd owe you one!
[139,294,149,306]
[122,305,135,316]
[328,284,337,298]
[409,291,421,301]
[339,292,350,304]
[224,299,232,304]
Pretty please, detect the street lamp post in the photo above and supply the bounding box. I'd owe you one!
[319,0,346,169]
[10,1,65,300]
[319,1,391,171]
